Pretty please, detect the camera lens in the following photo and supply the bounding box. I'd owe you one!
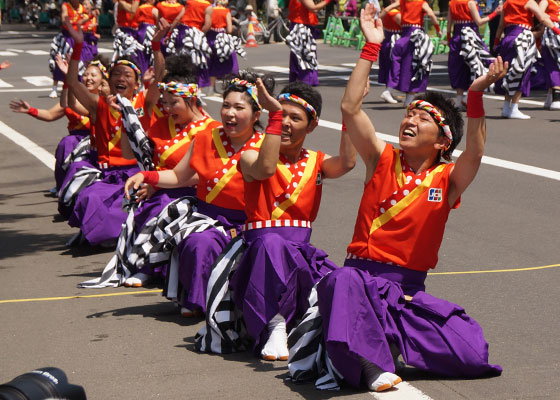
[0,367,86,400]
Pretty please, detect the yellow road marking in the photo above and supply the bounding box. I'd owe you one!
[0,289,163,304]
[1,264,558,304]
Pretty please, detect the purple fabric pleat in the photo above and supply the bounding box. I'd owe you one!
[54,130,90,191]
[288,23,319,86]
[206,30,239,79]
[448,22,487,90]
[378,30,398,85]
[387,26,429,93]
[317,262,502,388]
[57,152,98,219]
[494,25,532,96]
[230,226,338,352]
[135,23,153,74]
[540,46,560,88]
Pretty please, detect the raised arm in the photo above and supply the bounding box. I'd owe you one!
[9,99,65,122]
[170,7,185,32]
[422,2,440,35]
[65,26,100,122]
[526,0,557,29]
[468,0,502,26]
[226,11,233,34]
[143,18,169,114]
[239,78,283,182]
[448,57,508,207]
[341,4,386,183]
[117,0,139,15]
[380,2,400,19]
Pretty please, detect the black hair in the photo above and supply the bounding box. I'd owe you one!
[164,55,198,83]
[279,81,322,124]
[222,70,275,114]
[109,56,140,82]
[413,91,464,162]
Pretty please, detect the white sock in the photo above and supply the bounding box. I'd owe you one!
[360,357,402,392]
[52,85,57,92]
[456,95,463,107]
[261,314,289,360]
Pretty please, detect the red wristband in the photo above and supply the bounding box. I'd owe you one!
[552,26,560,35]
[435,24,441,36]
[63,80,69,89]
[466,90,484,118]
[360,42,381,62]
[140,171,160,186]
[494,37,500,47]
[446,31,451,42]
[266,110,283,136]
[341,121,347,132]
[151,40,161,52]
[488,11,498,20]
[28,107,39,117]
[71,42,83,61]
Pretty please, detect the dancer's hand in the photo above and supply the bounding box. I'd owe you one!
[136,184,156,201]
[124,173,145,199]
[9,99,31,113]
[55,54,69,75]
[360,3,384,44]
[0,61,12,70]
[106,94,121,111]
[470,56,508,92]
[255,78,282,113]
[152,17,170,44]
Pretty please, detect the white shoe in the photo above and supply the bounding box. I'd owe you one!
[508,107,531,120]
[261,314,289,361]
[550,101,560,110]
[180,307,202,318]
[380,90,398,104]
[124,272,152,287]
[48,90,58,98]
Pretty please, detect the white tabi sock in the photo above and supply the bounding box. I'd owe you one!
[360,357,402,392]
[261,313,289,361]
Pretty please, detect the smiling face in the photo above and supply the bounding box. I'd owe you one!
[109,64,138,99]
[161,91,195,126]
[399,107,446,157]
[278,101,316,154]
[83,65,103,93]
[220,91,259,143]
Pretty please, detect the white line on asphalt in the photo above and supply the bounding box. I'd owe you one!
[97,48,113,53]
[254,65,290,73]
[318,65,353,72]
[26,50,50,55]
[0,121,55,171]
[0,51,17,56]
[22,76,53,87]
[369,383,434,400]
[6,48,25,53]
[0,79,14,88]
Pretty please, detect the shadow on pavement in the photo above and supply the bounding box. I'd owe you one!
[0,227,70,260]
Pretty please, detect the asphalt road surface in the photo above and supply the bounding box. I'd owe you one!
[0,25,559,399]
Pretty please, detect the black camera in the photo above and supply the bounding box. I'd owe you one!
[0,367,86,400]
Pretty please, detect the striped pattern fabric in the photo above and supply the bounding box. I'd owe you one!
[142,24,157,66]
[542,23,560,71]
[117,95,154,171]
[287,285,343,390]
[49,32,85,76]
[285,23,318,71]
[61,136,91,172]
[168,27,212,69]
[214,32,246,63]
[502,29,537,96]
[112,28,144,62]
[58,166,102,208]
[195,236,250,353]
[410,29,434,82]
[243,219,312,231]
[459,26,493,82]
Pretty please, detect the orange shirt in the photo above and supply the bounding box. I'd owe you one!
[65,107,91,132]
[546,0,560,22]
[383,9,402,31]
[82,15,97,33]
[62,2,84,31]
[504,0,533,27]
[156,1,183,23]
[449,0,475,21]
[135,4,156,25]
[181,0,211,29]
[116,0,137,28]
[94,95,144,168]
[400,0,425,26]
[190,127,264,210]
[211,5,229,29]
[243,150,325,223]
[150,115,222,170]
[288,0,319,26]
[346,144,459,272]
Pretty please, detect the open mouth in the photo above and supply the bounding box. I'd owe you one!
[403,128,416,138]
[115,84,127,92]
[224,121,237,129]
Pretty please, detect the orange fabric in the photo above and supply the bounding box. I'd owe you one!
[243,150,325,223]
[116,1,136,28]
[181,0,211,29]
[383,9,402,31]
[211,6,229,29]
[449,0,475,21]
[190,128,263,210]
[65,107,91,131]
[156,1,183,23]
[346,144,459,272]
[94,95,144,167]
[150,115,221,170]
[82,15,97,33]
[135,4,156,25]
[545,0,560,21]
[400,0,425,26]
[61,2,85,30]
[504,0,533,27]
[288,0,318,26]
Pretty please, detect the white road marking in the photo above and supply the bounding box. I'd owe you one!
[0,51,17,56]
[254,65,290,73]
[369,382,434,400]
[318,65,353,72]
[0,79,14,88]
[97,48,113,54]
[0,88,59,93]
[22,76,53,87]
[26,50,50,55]
[0,121,55,171]
[6,48,25,53]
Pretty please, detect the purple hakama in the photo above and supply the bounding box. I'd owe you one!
[207,29,239,79]
[288,24,319,86]
[82,32,99,65]
[378,30,399,85]
[54,130,90,192]
[541,46,560,88]
[173,202,246,312]
[387,26,430,93]
[448,22,489,90]
[230,226,338,352]
[68,165,139,245]
[317,259,502,388]
[494,25,533,96]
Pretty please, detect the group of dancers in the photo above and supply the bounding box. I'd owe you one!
[372,0,560,119]
[10,0,508,394]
